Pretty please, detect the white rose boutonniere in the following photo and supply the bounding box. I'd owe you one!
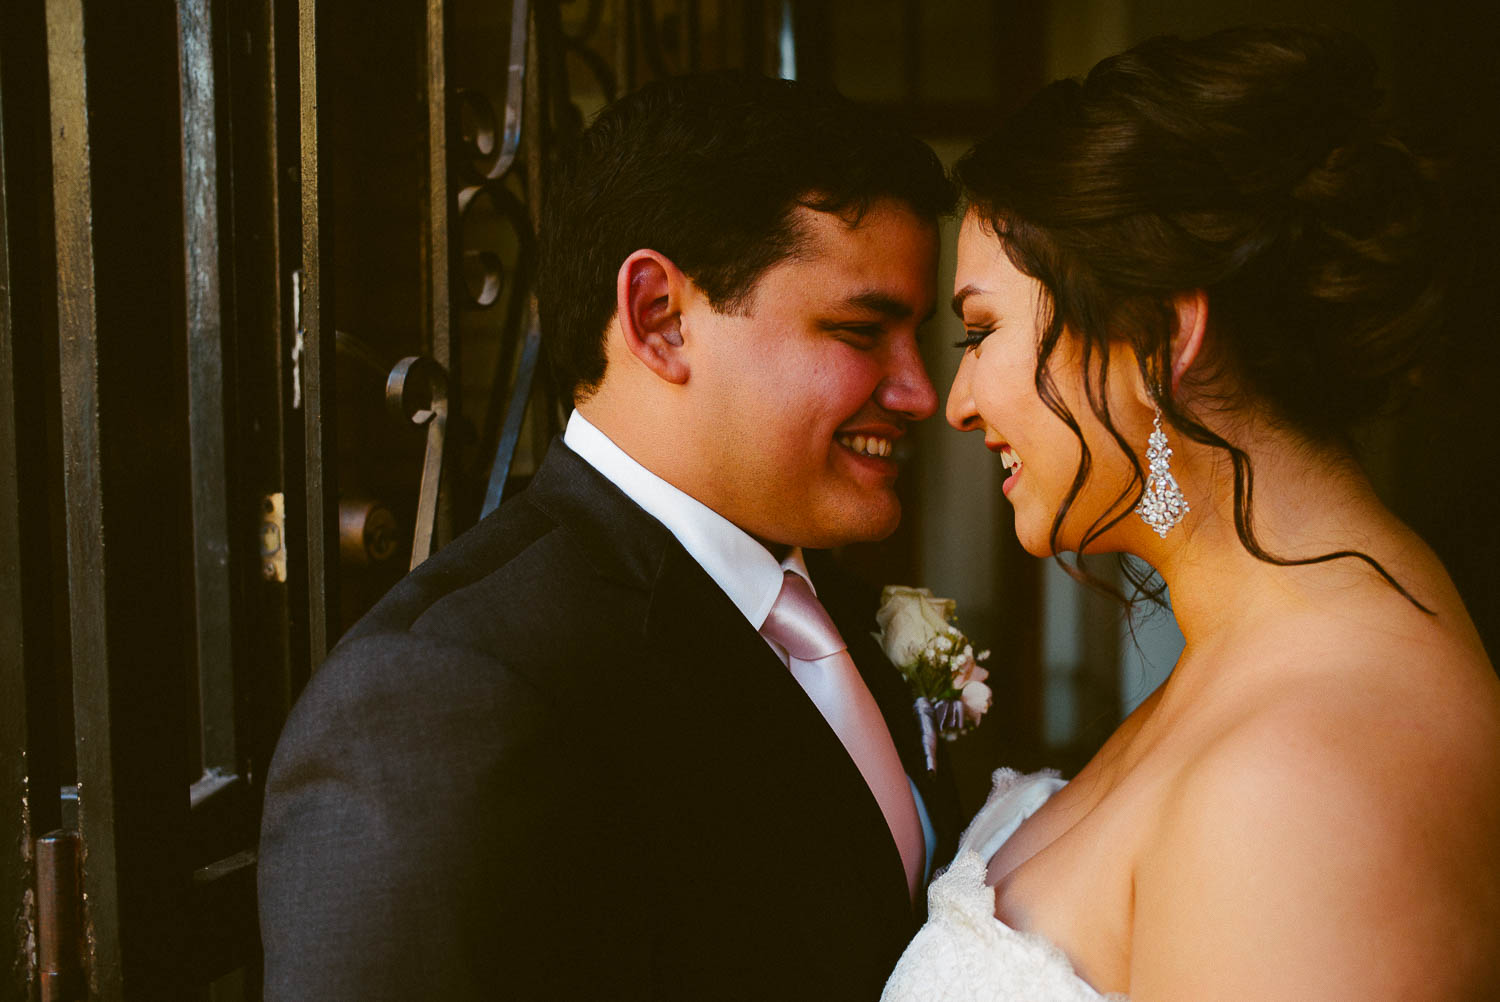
[875,585,993,773]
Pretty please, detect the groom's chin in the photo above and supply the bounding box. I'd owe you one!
[808,494,904,550]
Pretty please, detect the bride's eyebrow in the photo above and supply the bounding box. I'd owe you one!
[951,287,1001,328]
[951,285,984,319]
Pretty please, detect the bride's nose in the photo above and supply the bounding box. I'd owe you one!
[946,352,982,432]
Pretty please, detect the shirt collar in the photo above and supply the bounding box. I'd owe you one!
[563,410,811,629]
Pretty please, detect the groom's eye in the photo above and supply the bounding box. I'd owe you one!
[831,323,883,345]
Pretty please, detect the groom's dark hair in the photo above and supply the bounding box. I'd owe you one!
[538,71,955,403]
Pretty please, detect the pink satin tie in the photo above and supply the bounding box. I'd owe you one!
[761,570,925,902]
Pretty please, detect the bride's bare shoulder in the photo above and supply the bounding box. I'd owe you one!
[1132,610,1500,998]
[1185,596,1500,827]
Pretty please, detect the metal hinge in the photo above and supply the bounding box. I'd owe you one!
[260,492,287,582]
[290,269,305,410]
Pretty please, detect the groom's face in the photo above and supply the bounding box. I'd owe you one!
[682,198,939,549]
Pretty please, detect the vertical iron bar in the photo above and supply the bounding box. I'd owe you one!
[425,0,456,550]
[35,832,81,1002]
[524,2,545,241]
[0,121,34,1002]
[179,0,240,778]
[229,0,303,747]
[0,6,52,995]
[46,0,195,997]
[425,0,452,371]
[299,0,339,667]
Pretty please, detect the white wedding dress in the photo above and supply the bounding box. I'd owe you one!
[882,769,1129,1001]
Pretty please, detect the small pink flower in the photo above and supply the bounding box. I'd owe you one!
[961,681,992,721]
[951,649,989,688]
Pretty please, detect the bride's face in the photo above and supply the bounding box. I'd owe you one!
[946,213,1143,556]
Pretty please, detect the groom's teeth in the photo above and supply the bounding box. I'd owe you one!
[838,434,892,458]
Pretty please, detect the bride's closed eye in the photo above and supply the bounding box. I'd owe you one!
[953,328,993,352]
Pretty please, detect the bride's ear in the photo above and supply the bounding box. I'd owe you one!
[1168,289,1209,395]
[1127,289,1208,411]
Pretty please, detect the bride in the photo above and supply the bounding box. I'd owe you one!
[885,26,1500,1001]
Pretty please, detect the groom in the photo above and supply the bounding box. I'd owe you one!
[259,72,958,1001]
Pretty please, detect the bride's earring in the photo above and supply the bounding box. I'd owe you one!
[1136,404,1189,538]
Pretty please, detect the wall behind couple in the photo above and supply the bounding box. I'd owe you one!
[820,0,1499,810]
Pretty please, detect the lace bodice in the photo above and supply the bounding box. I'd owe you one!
[882,770,1128,1002]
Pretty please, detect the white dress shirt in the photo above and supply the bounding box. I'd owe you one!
[564,410,807,658]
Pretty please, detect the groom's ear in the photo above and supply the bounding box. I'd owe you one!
[616,249,690,386]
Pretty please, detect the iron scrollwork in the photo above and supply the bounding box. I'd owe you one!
[446,0,786,524]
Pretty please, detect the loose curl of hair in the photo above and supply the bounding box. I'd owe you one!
[954,25,1445,610]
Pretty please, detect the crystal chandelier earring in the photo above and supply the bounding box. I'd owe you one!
[1136,403,1189,538]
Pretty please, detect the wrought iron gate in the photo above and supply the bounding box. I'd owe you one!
[1,1,807,998]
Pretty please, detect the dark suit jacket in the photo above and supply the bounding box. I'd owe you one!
[258,440,960,1001]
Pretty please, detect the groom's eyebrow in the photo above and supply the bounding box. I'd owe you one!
[845,291,908,316]
[836,289,935,324]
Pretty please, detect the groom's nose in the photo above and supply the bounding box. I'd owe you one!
[876,334,938,421]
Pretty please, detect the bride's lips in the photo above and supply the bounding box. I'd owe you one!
[986,439,1022,496]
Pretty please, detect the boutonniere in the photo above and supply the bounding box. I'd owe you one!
[874,585,993,773]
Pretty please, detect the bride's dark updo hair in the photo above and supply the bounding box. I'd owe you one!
[956,25,1445,604]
